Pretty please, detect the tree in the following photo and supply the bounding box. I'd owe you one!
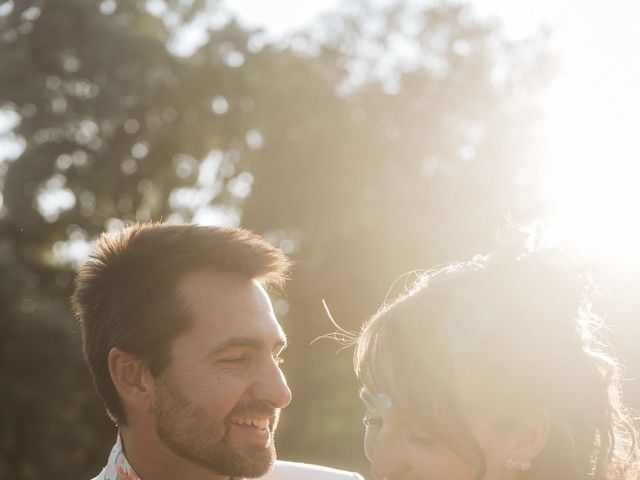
[241,2,552,465]
[0,0,552,477]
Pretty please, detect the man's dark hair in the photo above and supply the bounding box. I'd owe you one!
[71,222,290,425]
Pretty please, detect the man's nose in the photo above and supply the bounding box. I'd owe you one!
[251,358,292,409]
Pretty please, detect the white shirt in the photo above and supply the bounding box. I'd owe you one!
[93,435,365,480]
[264,461,364,480]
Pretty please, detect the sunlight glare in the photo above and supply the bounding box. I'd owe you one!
[543,76,640,262]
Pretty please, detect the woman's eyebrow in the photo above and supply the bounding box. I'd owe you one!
[274,338,287,353]
[359,387,394,411]
[359,387,376,408]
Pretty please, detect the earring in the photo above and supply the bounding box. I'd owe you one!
[505,458,531,471]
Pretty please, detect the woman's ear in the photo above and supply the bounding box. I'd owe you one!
[107,347,155,415]
[505,408,551,467]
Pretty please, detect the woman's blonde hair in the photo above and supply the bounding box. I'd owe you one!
[355,243,639,479]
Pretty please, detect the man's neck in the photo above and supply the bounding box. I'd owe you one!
[119,426,237,480]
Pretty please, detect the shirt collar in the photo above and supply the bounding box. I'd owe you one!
[99,433,244,480]
[102,433,142,480]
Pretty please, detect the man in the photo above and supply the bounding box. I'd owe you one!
[72,223,362,480]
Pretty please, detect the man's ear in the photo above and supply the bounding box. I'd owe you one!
[107,347,155,414]
[506,407,551,466]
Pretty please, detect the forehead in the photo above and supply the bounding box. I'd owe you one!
[175,270,285,348]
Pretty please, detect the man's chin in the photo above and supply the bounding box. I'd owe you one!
[224,451,275,478]
[158,431,275,478]
[216,431,277,478]
[233,442,276,477]
[240,455,276,479]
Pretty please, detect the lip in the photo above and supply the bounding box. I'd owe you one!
[230,422,271,445]
[229,415,272,429]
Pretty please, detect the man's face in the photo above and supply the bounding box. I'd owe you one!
[152,271,291,478]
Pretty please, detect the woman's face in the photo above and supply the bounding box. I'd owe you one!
[361,388,514,480]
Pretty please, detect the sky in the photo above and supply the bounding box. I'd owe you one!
[230,0,640,261]
[2,0,639,261]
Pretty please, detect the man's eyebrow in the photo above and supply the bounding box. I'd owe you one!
[209,336,287,355]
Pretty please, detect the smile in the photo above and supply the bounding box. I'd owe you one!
[230,416,271,430]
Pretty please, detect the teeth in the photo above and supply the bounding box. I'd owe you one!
[231,417,270,429]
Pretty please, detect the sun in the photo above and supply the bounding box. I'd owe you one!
[542,77,640,262]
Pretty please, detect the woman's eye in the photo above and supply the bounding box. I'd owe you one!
[221,356,247,364]
[402,430,434,447]
[363,413,382,427]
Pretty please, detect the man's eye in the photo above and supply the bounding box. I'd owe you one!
[363,413,382,427]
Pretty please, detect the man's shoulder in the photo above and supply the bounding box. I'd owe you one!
[262,460,364,480]
[90,468,105,480]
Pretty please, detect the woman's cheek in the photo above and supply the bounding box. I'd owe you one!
[405,445,477,480]
[363,427,377,462]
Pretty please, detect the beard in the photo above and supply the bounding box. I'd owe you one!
[153,375,279,478]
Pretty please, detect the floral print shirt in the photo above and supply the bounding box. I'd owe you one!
[92,435,141,480]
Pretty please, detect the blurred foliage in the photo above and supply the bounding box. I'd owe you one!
[0,0,598,478]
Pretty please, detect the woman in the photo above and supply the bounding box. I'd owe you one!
[354,242,639,480]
